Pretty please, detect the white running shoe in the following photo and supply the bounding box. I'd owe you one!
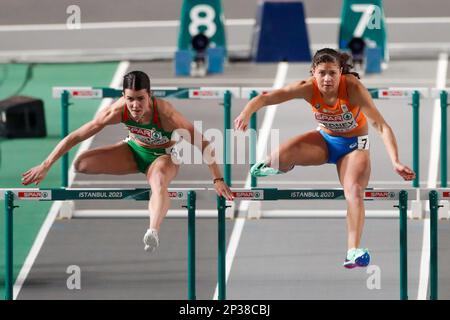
[143,228,159,253]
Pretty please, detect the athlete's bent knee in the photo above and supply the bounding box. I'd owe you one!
[344,183,365,202]
[149,171,169,191]
[74,157,88,173]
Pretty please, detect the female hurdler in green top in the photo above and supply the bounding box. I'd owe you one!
[22,71,234,253]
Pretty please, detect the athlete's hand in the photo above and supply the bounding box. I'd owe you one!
[21,164,49,186]
[234,111,251,131]
[394,162,416,181]
[214,180,234,201]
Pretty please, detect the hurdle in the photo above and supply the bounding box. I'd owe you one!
[240,87,430,189]
[431,88,449,188]
[52,85,432,190]
[216,188,415,300]
[1,187,414,301]
[45,86,445,300]
[3,187,447,300]
[52,86,240,188]
[1,187,203,301]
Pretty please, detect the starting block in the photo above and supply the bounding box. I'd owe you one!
[365,46,382,74]
[175,47,225,77]
[207,47,225,74]
[175,50,193,76]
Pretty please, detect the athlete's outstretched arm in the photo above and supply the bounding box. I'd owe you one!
[234,79,313,131]
[21,98,124,185]
[161,100,234,200]
[348,78,415,181]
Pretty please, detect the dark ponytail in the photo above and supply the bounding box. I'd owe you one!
[310,48,360,79]
[123,71,151,94]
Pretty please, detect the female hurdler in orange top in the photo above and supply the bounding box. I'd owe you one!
[234,48,415,268]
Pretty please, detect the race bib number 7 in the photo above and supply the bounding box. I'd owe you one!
[358,135,370,150]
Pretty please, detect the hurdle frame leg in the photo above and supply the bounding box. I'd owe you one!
[4,191,15,300]
[429,190,439,300]
[61,90,70,188]
[397,190,408,300]
[223,91,232,187]
[440,91,448,188]
[249,91,258,188]
[217,195,227,300]
[186,191,197,300]
[411,91,420,188]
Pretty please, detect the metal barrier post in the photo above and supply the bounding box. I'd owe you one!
[397,190,408,300]
[186,191,196,300]
[250,91,258,188]
[223,91,232,187]
[441,91,448,187]
[61,91,70,187]
[429,190,439,300]
[412,91,420,188]
[4,191,15,300]
[217,195,227,300]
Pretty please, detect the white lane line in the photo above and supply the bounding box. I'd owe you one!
[307,17,450,24]
[259,210,410,219]
[417,52,448,300]
[418,219,431,300]
[12,200,62,299]
[70,209,408,219]
[129,77,437,86]
[2,17,450,31]
[312,42,450,50]
[13,62,129,299]
[72,209,219,218]
[427,53,448,188]
[0,19,253,31]
[212,62,289,300]
[68,61,130,185]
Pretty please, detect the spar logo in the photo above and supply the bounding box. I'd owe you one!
[380,90,407,97]
[168,192,184,199]
[443,191,450,198]
[232,191,262,199]
[365,191,396,199]
[190,90,221,98]
[315,113,343,121]
[129,126,153,137]
[71,90,101,97]
[18,191,50,199]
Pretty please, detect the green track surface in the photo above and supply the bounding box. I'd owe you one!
[0,62,119,298]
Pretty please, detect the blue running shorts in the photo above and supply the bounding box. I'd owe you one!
[318,130,370,164]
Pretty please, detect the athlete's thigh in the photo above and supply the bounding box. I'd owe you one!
[76,141,139,174]
[146,155,180,184]
[336,149,371,188]
[277,130,328,166]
